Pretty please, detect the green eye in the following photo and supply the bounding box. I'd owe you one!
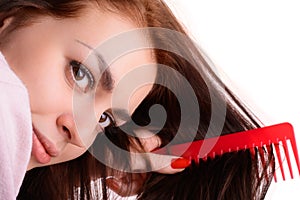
[99,112,114,128]
[70,61,95,92]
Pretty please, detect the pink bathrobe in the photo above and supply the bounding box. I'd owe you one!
[0,52,32,199]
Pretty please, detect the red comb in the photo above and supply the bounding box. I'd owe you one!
[153,122,300,182]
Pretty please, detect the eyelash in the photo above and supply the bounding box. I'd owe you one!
[69,60,95,92]
[99,111,116,129]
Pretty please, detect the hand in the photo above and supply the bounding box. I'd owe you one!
[129,131,191,174]
[105,134,191,197]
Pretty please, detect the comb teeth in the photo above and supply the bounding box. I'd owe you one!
[153,123,300,181]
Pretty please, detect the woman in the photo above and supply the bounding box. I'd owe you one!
[0,0,274,199]
[0,0,179,199]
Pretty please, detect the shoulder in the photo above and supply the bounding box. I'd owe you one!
[0,51,30,119]
[0,51,28,91]
[0,51,32,198]
[0,51,31,133]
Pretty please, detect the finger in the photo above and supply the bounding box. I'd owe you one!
[130,129,190,174]
[130,151,190,174]
[139,135,161,152]
[132,129,161,152]
[156,157,191,174]
[149,153,191,174]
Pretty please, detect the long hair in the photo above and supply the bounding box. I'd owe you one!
[133,2,275,199]
[0,0,275,199]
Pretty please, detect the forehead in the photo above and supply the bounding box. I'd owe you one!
[8,5,156,115]
[65,6,154,61]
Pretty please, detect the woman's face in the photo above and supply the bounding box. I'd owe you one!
[0,7,156,170]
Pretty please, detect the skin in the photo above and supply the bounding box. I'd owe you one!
[0,7,157,170]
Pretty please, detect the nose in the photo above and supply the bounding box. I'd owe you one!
[56,113,85,148]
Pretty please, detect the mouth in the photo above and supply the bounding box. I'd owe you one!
[32,125,59,164]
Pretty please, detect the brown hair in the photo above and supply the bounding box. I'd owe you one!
[0,0,275,199]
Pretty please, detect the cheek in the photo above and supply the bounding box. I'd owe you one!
[23,61,72,113]
[53,144,86,164]
[2,24,72,113]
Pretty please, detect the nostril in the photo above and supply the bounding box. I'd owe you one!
[62,126,71,140]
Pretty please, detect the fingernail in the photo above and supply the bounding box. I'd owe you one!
[171,158,191,169]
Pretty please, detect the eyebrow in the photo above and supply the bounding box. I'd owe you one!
[76,40,114,92]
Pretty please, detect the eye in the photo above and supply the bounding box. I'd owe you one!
[99,112,115,128]
[70,60,95,92]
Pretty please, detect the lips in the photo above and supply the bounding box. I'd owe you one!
[32,125,58,164]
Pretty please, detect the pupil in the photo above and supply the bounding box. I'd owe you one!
[99,114,107,122]
[74,66,84,80]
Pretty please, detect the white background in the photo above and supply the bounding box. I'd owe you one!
[165,0,300,199]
